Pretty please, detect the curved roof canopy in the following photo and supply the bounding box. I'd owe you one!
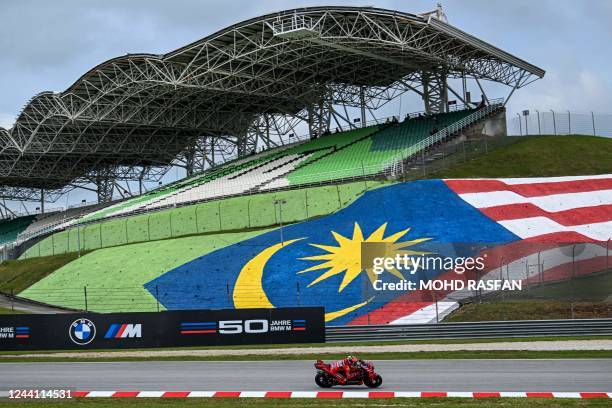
[0,6,544,190]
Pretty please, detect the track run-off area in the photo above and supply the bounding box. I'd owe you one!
[1,359,611,393]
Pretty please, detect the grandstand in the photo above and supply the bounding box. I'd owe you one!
[4,6,583,326]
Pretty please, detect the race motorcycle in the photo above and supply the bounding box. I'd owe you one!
[314,359,383,388]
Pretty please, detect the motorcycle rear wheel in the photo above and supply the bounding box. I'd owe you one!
[315,373,333,388]
[364,374,382,388]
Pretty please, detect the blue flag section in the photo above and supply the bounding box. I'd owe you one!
[145,180,519,325]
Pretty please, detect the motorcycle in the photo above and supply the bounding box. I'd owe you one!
[314,359,383,388]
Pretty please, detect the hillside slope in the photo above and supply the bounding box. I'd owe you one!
[431,135,612,178]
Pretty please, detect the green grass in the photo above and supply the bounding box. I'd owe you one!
[1,335,610,356]
[430,135,612,178]
[17,229,274,312]
[0,253,82,293]
[0,398,610,407]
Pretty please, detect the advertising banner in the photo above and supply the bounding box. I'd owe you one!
[0,307,325,351]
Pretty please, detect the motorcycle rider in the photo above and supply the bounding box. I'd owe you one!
[330,355,359,384]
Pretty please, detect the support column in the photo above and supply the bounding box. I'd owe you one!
[40,189,45,214]
[421,71,448,114]
[96,170,115,204]
[360,86,367,127]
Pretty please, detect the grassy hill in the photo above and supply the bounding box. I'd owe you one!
[431,135,612,178]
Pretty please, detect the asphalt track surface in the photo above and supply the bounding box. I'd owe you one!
[1,360,611,392]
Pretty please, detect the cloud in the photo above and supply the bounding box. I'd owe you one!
[0,112,15,130]
[508,69,612,115]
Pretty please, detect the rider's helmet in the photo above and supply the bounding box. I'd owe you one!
[347,355,358,365]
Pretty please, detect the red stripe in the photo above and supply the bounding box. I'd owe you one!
[116,324,127,338]
[180,330,216,334]
[112,392,139,398]
[265,392,292,398]
[292,327,306,331]
[162,392,190,398]
[526,392,554,398]
[369,392,395,398]
[316,392,343,398]
[474,392,501,398]
[580,392,609,398]
[421,392,448,397]
[214,392,241,398]
[446,178,612,196]
[73,391,89,397]
[15,335,29,338]
[481,203,612,225]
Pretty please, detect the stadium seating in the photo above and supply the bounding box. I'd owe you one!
[20,180,384,258]
[0,215,36,245]
[14,107,487,248]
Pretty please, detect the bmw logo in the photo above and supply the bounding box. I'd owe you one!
[69,318,96,345]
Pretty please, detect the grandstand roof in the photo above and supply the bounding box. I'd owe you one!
[0,6,544,191]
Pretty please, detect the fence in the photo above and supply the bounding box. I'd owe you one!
[13,241,611,325]
[508,110,612,137]
[18,181,376,258]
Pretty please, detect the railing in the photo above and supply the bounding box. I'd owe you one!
[385,99,504,175]
[326,319,612,342]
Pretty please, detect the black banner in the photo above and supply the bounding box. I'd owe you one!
[0,307,325,351]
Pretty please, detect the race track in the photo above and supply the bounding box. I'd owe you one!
[1,360,611,392]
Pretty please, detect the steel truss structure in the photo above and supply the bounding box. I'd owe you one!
[0,6,544,202]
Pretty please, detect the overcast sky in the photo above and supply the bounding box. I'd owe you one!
[1,0,611,130]
[0,0,611,207]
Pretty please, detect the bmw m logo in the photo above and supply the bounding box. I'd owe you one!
[69,318,96,345]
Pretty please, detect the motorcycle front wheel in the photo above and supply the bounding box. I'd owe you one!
[315,373,333,388]
[364,374,382,388]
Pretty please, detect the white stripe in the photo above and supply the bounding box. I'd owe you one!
[342,392,370,398]
[187,391,216,397]
[290,391,318,398]
[446,174,612,184]
[499,392,527,398]
[137,391,165,398]
[239,391,267,397]
[394,392,421,398]
[458,189,612,212]
[552,392,581,398]
[500,174,612,185]
[86,391,115,397]
[499,218,612,241]
[447,392,474,397]
[390,301,459,325]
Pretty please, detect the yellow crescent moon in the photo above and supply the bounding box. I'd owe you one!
[233,239,371,322]
[233,238,304,309]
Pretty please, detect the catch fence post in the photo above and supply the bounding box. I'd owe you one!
[567,111,571,134]
[226,283,231,305]
[84,286,88,311]
[551,110,557,135]
[591,112,596,136]
[10,288,14,312]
